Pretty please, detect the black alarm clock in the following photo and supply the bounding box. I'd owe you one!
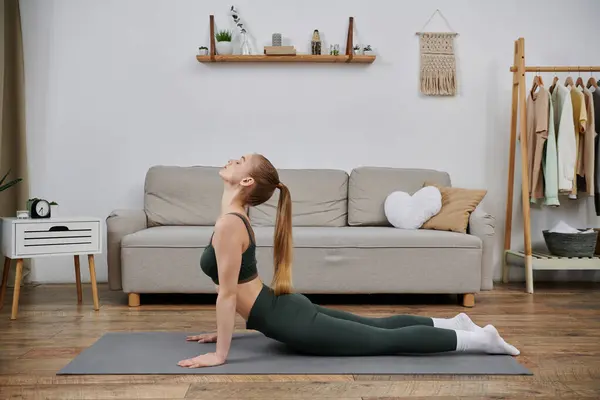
[30,198,51,219]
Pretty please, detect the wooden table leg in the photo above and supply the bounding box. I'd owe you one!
[87,254,99,311]
[0,257,11,310]
[74,255,82,304]
[11,259,23,320]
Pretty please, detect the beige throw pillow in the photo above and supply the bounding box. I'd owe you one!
[420,182,487,233]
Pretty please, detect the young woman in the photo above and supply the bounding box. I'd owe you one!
[177,154,520,369]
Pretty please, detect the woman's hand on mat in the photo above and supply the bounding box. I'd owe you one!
[186,333,218,343]
[177,352,225,368]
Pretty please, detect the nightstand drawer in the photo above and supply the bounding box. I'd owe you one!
[15,220,100,256]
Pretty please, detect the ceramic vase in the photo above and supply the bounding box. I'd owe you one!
[216,41,233,55]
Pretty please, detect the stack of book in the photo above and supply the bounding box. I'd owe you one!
[264,46,296,56]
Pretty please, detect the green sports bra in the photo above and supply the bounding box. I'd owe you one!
[200,212,258,285]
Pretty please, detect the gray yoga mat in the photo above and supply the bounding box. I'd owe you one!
[57,331,532,375]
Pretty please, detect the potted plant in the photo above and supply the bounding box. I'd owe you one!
[215,30,233,55]
[363,45,374,55]
[198,46,209,55]
[353,45,362,55]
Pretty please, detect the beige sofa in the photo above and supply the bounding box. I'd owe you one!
[107,166,495,307]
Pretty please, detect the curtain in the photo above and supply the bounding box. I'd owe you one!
[0,0,30,286]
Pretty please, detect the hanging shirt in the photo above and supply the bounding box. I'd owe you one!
[543,87,560,206]
[525,88,549,201]
[552,85,577,193]
[592,89,600,215]
[570,87,587,198]
[582,88,596,195]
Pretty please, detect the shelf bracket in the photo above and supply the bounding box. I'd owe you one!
[209,14,216,61]
[346,16,354,62]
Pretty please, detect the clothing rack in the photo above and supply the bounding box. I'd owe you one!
[503,37,600,293]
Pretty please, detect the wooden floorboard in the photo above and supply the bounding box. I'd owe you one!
[0,282,599,399]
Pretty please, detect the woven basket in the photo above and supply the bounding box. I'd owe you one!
[542,229,599,257]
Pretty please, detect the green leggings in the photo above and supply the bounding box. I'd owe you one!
[246,285,457,356]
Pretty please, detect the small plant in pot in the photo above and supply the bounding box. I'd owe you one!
[363,45,374,55]
[198,46,209,55]
[215,30,233,55]
[353,45,362,55]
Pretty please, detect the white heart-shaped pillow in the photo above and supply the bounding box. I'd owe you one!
[384,186,442,229]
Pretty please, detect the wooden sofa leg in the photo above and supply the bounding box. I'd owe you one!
[461,293,475,307]
[128,293,140,307]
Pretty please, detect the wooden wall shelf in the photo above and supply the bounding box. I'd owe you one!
[199,15,375,65]
[196,55,376,64]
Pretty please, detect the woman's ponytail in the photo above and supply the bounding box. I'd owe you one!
[272,182,293,295]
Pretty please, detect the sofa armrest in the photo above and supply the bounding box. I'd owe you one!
[106,209,147,290]
[468,208,496,290]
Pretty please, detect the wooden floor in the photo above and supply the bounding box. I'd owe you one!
[1,282,599,399]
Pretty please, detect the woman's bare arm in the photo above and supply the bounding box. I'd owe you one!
[212,215,244,363]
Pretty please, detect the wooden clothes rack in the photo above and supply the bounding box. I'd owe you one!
[503,37,600,293]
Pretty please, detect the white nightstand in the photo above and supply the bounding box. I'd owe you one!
[0,217,102,320]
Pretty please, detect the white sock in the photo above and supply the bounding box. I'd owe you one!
[454,325,520,355]
[432,313,484,332]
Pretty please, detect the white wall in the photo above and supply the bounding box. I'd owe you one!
[18,0,600,284]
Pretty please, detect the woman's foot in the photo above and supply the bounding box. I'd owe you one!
[432,312,484,332]
[455,325,520,355]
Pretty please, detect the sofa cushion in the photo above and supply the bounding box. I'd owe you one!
[348,167,451,226]
[249,169,348,227]
[252,226,481,249]
[120,226,482,294]
[144,166,223,227]
[421,182,487,233]
[122,226,481,250]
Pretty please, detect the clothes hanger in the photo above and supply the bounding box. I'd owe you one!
[564,75,574,87]
[575,70,584,89]
[587,68,598,89]
[550,68,559,94]
[530,69,543,96]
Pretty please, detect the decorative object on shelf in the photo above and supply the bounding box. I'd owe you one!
[272,33,282,46]
[416,9,458,96]
[230,5,254,55]
[329,44,340,56]
[239,32,251,55]
[16,210,28,219]
[311,29,322,55]
[198,46,208,55]
[264,46,296,56]
[215,29,233,55]
[363,45,374,55]
[353,45,362,55]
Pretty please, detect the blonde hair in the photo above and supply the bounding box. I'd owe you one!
[242,155,293,295]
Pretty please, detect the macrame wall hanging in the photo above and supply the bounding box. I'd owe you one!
[416,10,459,96]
